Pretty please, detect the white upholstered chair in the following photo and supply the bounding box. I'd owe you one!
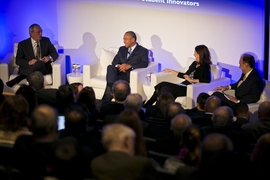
[150,57,231,109]
[83,48,159,100]
[221,80,270,123]
[0,43,66,93]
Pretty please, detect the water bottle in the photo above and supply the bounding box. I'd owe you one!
[75,63,80,76]
[145,71,151,86]
[72,63,76,75]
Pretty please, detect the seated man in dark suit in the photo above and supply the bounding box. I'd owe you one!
[212,53,264,112]
[27,71,58,108]
[91,123,159,180]
[6,23,59,87]
[100,80,130,121]
[102,31,149,101]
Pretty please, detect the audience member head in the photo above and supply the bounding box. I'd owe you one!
[194,44,212,65]
[112,80,131,102]
[0,95,29,131]
[76,86,97,112]
[250,132,270,177]
[157,86,173,98]
[16,84,37,116]
[165,102,185,125]
[198,133,233,170]
[179,125,204,166]
[31,104,58,139]
[204,96,221,113]
[115,109,146,156]
[102,123,136,156]
[258,101,270,119]
[70,82,83,97]
[56,84,74,114]
[124,93,143,113]
[157,91,175,116]
[212,106,234,127]
[64,107,88,137]
[196,92,210,111]
[234,102,250,119]
[170,113,192,138]
[27,71,44,91]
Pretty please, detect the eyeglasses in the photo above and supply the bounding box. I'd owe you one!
[32,30,43,34]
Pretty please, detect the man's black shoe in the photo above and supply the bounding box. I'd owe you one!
[6,79,17,87]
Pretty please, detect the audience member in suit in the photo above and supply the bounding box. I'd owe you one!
[16,84,37,117]
[164,102,185,126]
[27,71,58,108]
[192,95,221,127]
[58,107,105,178]
[12,104,59,178]
[144,44,212,107]
[147,91,175,120]
[232,102,250,129]
[249,132,270,180]
[145,86,173,118]
[198,133,249,180]
[202,106,250,154]
[115,109,147,156]
[91,123,159,180]
[124,93,149,134]
[212,53,265,112]
[102,31,149,102]
[6,24,59,87]
[147,114,192,155]
[0,95,32,145]
[56,84,75,115]
[100,80,130,120]
[76,86,100,122]
[0,79,4,105]
[241,101,270,144]
[185,92,210,120]
[164,125,204,173]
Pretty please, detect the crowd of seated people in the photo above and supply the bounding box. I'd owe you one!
[0,70,270,180]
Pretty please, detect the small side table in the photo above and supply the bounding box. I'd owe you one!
[67,73,83,84]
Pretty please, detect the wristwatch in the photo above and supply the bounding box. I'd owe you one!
[48,55,53,62]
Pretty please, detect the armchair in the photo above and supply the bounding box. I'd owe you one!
[83,48,159,100]
[0,43,66,93]
[150,57,231,109]
[221,80,270,123]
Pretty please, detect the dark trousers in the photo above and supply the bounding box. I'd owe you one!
[102,65,130,101]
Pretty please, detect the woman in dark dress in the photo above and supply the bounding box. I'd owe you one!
[143,44,212,107]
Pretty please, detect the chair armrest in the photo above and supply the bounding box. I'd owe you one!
[185,77,231,109]
[51,54,66,88]
[0,53,14,83]
[151,72,184,87]
[130,62,159,99]
[83,60,100,86]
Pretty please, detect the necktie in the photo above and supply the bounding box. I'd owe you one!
[127,48,132,59]
[237,74,246,87]
[36,41,41,60]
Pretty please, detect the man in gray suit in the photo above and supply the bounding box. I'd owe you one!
[91,123,159,180]
[6,23,58,87]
